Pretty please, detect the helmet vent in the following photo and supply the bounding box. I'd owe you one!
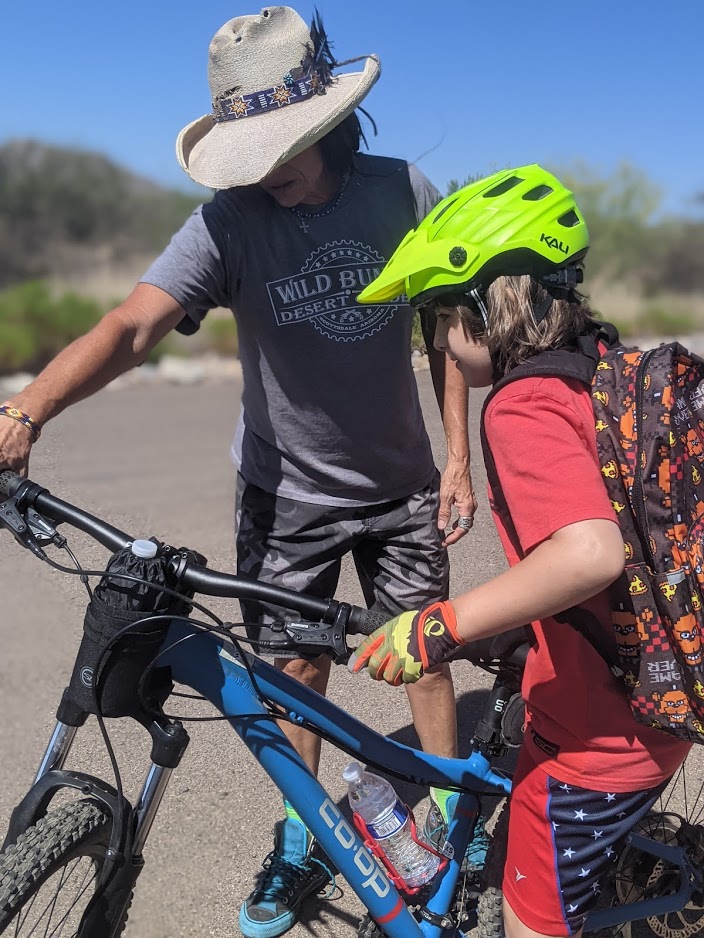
[483,176,522,198]
[522,184,553,201]
[433,199,458,223]
[558,210,581,228]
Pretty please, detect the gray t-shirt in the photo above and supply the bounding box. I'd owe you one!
[142,154,440,506]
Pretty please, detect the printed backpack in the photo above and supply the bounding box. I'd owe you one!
[481,325,704,744]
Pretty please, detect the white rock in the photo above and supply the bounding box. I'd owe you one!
[199,354,242,382]
[156,356,206,385]
[0,373,36,397]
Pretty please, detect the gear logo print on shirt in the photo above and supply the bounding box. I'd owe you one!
[266,241,403,342]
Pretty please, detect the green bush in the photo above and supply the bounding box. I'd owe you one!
[0,281,103,374]
[0,320,37,372]
[411,311,425,351]
[638,306,696,336]
[205,315,239,357]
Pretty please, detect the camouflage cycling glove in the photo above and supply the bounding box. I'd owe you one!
[350,601,463,685]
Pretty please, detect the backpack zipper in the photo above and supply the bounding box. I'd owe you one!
[632,348,657,569]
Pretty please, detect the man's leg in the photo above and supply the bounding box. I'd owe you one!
[351,472,456,759]
[405,662,457,758]
[235,475,359,938]
[351,472,495,867]
[273,654,331,775]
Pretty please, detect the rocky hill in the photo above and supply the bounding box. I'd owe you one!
[0,140,202,291]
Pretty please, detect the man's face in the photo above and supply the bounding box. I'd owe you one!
[260,144,335,208]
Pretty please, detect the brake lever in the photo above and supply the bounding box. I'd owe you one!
[283,620,349,662]
[0,496,47,558]
[283,603,352,663]
[26,508,60,545]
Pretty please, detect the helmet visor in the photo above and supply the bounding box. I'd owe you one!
[357,233,479,305]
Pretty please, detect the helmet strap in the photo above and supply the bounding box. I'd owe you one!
[469,288,490,329]
[531,293,554,325]
[533,266,584,325]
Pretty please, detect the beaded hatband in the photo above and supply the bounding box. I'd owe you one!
[213,66,332,123]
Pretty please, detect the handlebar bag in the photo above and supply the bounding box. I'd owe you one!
[65,545,194,720]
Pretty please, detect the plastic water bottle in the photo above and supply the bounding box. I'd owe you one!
[343,761,439,888]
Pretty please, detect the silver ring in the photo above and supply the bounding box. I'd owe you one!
[457,516,473,530]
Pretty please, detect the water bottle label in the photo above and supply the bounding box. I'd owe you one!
[367,802,409,841]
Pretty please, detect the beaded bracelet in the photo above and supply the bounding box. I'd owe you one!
[0,404,42,441]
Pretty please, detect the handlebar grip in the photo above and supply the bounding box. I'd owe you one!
[346,607,389,636]
[0,470,22,498]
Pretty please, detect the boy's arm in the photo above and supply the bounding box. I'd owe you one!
[351,518,624,684]
[352,383,624,683]
[450,518,624,641]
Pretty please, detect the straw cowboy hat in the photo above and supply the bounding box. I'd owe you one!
[176,6,381,189]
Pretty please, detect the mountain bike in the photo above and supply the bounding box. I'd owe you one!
[0,471,702,938]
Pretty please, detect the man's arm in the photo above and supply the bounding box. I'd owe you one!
[420,308,477,547]
[0,283,186,473]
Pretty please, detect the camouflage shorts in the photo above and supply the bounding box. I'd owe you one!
[235,472,449,658]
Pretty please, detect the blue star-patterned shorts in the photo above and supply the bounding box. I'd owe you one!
[503,747,670,935]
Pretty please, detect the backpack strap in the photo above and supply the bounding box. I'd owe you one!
[554,608,625,680]
[480,320,626,682]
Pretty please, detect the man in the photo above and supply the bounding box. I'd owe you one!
[0,8,477,937]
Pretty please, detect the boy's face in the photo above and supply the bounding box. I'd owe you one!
[433,307,493,387]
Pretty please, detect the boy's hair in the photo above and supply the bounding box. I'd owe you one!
[451,274,598,378]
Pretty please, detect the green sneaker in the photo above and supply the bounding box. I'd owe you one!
[238,818,333,938]
[423,796,491,872]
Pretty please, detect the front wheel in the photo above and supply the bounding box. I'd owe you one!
[0,798,131,936]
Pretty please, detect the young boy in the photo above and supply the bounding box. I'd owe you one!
[351,165,690,938]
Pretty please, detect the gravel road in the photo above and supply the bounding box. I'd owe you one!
[0,371,510,938]
[1,357,701,938]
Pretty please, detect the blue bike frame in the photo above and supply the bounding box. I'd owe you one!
[161,622,698,937]
[163,621,509,938]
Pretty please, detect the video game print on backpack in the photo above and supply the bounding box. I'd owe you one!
[592,342,704,743]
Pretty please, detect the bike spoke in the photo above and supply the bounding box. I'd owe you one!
[11,856,97,938]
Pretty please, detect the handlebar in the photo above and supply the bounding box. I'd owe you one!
[0,471,387,639]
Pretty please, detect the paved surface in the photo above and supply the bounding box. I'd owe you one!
[0,371,510,938]
[1,365,701,938]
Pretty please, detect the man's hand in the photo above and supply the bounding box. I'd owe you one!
[439,458,477,547]
[0,418,33,477]
[349,601,463,685]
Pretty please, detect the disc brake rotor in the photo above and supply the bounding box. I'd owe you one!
[614,813,704,938]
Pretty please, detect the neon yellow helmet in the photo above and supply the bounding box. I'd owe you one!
[358,164,589,309]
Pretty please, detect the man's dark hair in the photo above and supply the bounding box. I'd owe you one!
[318,112,364,172]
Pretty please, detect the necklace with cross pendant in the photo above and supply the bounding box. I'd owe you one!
[288,170,351,233]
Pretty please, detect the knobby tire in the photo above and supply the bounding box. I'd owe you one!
[0,798,131,937]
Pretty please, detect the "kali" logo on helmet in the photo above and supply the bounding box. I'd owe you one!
[540,233,569,255]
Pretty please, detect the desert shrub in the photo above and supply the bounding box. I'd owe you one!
[638,306,697,336]
[205,315,239,357]
[0,281,103,374]
[0,320,38,372]
[638,221,704,296]
[411,311,425,351]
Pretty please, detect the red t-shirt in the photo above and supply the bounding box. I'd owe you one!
[484,374,690,791]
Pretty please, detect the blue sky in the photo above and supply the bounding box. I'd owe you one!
[2,0,702,215]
